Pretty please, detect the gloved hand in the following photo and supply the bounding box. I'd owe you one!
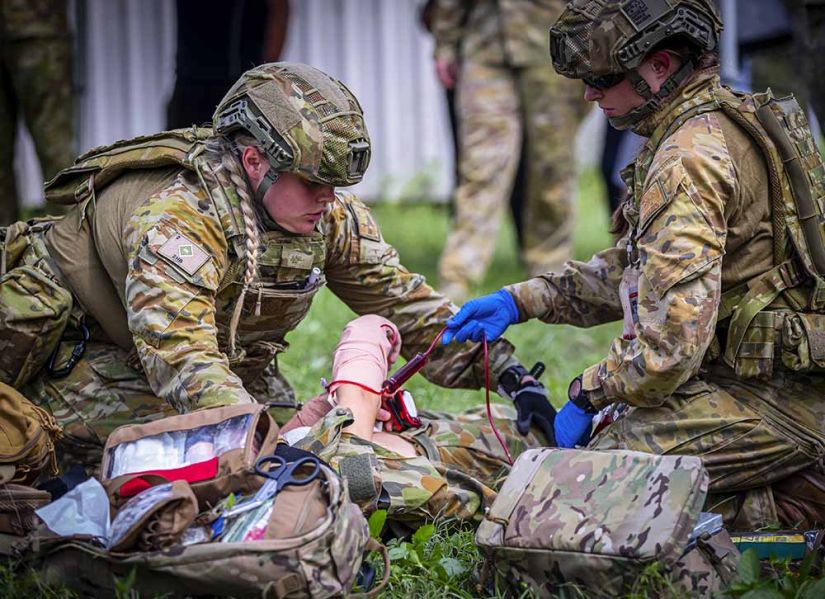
[554,401,594,449]
[497,365,556,445]
[442,289,519,344]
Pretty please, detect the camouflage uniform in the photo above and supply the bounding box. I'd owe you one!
[20,152,520,467]
[507,69,825,528]
[0,0,74,225]
[295,402,543,524]
[432,0,584,297]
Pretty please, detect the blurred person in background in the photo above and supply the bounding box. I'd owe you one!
[431,0,586,303]
[0,0,75,225]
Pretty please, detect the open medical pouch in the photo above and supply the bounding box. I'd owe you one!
[101,403,278,509]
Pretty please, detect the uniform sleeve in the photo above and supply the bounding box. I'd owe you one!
[582,151,731,409]
[505,245,627,326]
[324,193,519,389]
[432,0,469,62]
[123,182,254,411]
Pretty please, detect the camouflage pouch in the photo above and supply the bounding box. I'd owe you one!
[101,404,279,510]
[27,463,389,598]
[0,224,73,388]
[476,448,739,597]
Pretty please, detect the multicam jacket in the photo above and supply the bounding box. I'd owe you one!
[507,70,789,409]
[431,0,568,66]
[43,146,519,412]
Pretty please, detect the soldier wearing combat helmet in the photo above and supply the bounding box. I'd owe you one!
[446,0,825,528]
[0,62,556,471]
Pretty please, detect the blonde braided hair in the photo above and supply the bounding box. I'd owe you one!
[204,133,265,358]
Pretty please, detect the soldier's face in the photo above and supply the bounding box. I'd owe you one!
[261,172,335,234]
[582,50,679,118]
[242,146,335,234]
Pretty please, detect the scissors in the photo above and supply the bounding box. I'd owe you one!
[221,455,321,519]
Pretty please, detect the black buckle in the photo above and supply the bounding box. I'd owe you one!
[46,322,91,379]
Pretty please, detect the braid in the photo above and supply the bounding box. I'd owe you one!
[204,134,264,358]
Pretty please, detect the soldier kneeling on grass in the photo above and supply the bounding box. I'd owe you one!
[444,0,825,530]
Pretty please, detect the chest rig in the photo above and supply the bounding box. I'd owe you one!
[199,166,328,385]
[621,80,825,379]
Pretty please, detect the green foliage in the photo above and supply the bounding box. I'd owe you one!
[371,519,487,598]
[0,562,75,599]
[368,508,388,539]
[723,549,825,599]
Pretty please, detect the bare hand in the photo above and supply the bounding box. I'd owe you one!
[435,58,458,89]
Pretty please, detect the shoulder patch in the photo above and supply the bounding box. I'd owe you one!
[157,232,210,275]
[639,177,668,229]
[349,202,381,242]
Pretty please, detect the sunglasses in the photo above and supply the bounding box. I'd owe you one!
[583,72,626,90]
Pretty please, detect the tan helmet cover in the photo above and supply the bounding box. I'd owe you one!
[550,0,722,80]
[213,62,371,187]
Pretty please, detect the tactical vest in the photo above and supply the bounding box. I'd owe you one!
[44,129,327,384]
[625,85,825,379]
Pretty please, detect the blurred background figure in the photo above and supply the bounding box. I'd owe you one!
[0,0,75,226]
[432,0,585,303]
[166,0,290,129]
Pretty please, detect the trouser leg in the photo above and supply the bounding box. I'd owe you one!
[437,61,521,298]
[23,342,177,470]
[518,66,583,275]
[0,56,19,226]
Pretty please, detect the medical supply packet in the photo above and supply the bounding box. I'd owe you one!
[101,404,279,509]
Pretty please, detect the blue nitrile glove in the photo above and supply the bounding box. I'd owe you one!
[442,289,519,344]
[554,401,593,448]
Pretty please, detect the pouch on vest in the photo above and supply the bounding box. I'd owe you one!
[716,91,825,376]
[24,463,389,599]
[101,403,278,510]
[476,448,740,597]
[0,224,74,388]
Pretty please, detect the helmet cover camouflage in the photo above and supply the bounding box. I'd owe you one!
[550,0,723,81]
[213,62,371,187]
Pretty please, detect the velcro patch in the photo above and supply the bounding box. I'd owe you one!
[638,178,668,231]
[350,203,381,242]
[282,247,314,269]
[157,232,210,275]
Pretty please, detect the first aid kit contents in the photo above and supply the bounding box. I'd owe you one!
[107,415,253,478]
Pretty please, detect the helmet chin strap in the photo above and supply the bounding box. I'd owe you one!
[254,168,280,204]
[607,60,696,133]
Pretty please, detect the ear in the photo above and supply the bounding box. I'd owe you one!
[648,50,676,83]
[640,50,678,94]
[241,146,268,188]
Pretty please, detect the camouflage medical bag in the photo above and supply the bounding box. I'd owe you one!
[476,448,740,598]
[25,461,388,598]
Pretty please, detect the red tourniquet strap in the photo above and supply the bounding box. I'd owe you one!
[119,456,219,497]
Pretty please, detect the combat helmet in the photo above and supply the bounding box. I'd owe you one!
[213,62,371,200]
[550,0,723,130]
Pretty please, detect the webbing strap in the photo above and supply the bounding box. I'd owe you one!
[723,260,804,367]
